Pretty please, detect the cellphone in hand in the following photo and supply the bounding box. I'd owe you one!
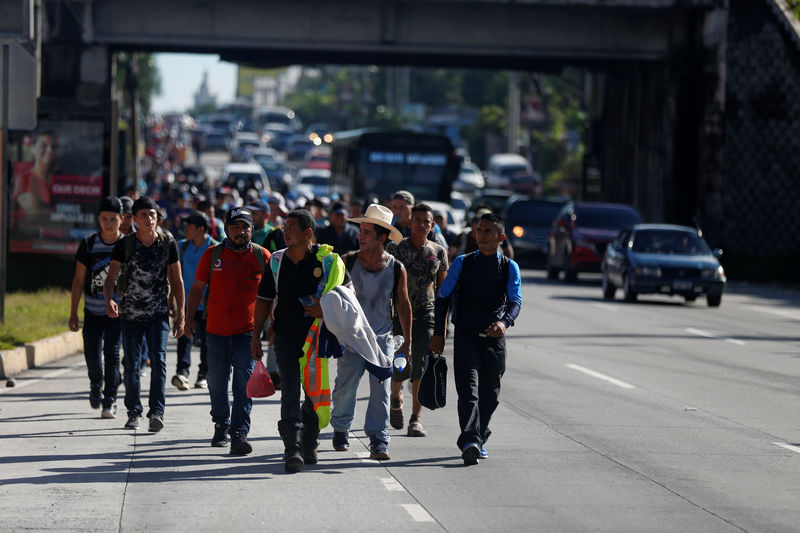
[298,295,314,307]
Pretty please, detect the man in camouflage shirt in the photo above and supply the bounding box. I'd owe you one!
[105,197,185,433]
[387,203,448,437]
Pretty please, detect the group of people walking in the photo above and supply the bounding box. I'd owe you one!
[70,189,522,471]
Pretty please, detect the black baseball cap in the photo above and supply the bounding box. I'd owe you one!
[120,196,133,214]
[98,196,123,214]
[225,206,254,226]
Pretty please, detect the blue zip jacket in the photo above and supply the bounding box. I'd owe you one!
[433,251,522,336]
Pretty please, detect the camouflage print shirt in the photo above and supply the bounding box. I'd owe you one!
[111,233,179,322]
[388,238,448,316]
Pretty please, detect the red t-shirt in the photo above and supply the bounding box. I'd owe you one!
[196,245,269,336]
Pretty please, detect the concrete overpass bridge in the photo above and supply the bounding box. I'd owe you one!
[3,0,800,280]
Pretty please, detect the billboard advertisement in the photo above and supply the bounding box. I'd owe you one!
[8,119,104,254]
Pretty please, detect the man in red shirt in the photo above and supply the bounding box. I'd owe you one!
[185,207,270,455]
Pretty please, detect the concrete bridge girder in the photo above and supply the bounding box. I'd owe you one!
[90,0,699,68]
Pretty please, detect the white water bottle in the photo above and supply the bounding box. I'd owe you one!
[391,335,406,372]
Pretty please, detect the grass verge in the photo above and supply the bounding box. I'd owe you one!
[0,288,71,350]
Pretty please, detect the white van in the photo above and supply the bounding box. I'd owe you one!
[486,153,532,189]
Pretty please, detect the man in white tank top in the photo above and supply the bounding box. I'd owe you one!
[330,205,412,460]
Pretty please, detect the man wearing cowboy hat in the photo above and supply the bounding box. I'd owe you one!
[330,204,412,460]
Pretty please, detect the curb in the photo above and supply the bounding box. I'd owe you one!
[0,331,83,379]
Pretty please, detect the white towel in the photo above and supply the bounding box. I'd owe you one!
[319,285,392,368]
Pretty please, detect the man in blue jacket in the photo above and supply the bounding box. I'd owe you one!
[430,212,522,466]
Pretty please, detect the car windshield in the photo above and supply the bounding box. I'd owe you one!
[631,230,712,254]
[228,172,260,182]
[509,202,562,225]
[477,195,511,212]
[576,206,642,229]
[499,165,529,178]
[300,176,328,186]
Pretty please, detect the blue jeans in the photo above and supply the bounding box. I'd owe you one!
[82,311,121,409]
[205,331,255,437]
[331,349,391,444]
[176,310,208,378]
[121,315,169,418]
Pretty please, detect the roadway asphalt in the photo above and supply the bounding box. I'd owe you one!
[1,270,799,532]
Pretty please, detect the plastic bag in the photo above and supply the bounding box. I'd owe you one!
[247,360,276,398]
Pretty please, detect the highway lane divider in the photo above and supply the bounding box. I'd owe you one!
[565,364,636,389]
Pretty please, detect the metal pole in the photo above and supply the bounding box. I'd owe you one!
[507,71,520,154]
[1,44,9,323]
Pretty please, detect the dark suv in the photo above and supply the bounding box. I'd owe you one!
[547,201,643,281]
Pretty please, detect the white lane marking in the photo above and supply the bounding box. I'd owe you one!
[773,442,800,454]
[685,327,714,338]
[401,504,435,522]
[355,451,372,461]
[592,303,617,312]
[0,366,79,394]
[566,364,635,389]
[381,478,406,492]
[746,305,800,321]
[686,327,746,345]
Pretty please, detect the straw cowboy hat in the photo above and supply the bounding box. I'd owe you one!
[347,204,403,243]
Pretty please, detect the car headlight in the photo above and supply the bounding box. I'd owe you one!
[634,266,661,277]
[512,226,524,238]
[702,266,726,280]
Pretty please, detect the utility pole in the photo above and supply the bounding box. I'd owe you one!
[507,71,520,154]
[125,54,141,186]
[1,43,9,324]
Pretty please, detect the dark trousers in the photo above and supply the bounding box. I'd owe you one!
[82,311,121,409]
[274,334,318,435]
[176,310,208,378]
[453,332,506,450]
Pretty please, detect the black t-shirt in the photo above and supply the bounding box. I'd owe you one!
[315,223,360,255]
[111,231,179,321]
[75,232,122,316]
[262,227,286,252]
[257,245,351,344]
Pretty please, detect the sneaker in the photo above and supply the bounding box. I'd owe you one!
[211,423,229,447]
[148,413,164,433]
[462,443,480,466]
[89,389,102,410]
[369,440,391,461]
[101,403,117,419]
[390,395,404,430]
[194,377,208,389]
[269,371,281,391]
[480,444,488,459]
[230,434,253,456]
[171,374,189,391]
[407,418,427,437]
[139,369,148,377]
[124,413,142,430]
[332,431,350,451]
